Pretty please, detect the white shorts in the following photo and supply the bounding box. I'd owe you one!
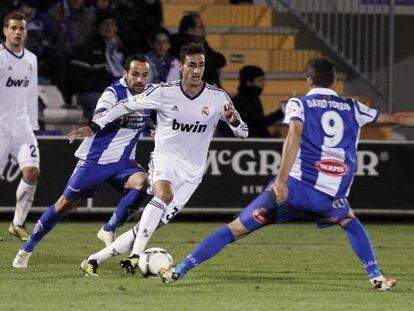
[148,154,199,224]
[0,130,40,174]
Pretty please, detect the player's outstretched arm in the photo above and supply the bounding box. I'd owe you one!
[376,111,414,126]
[93,85,162,131]
[272,120,303,205]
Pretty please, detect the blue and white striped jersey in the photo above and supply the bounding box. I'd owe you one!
[283,87,379,198]
[75,78,153,164]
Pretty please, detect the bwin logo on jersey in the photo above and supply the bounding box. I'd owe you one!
[172,119,207,133]
[5,76,29,87]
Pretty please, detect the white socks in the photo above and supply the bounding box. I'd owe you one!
[130,197,167,256]
[88,227,137,264]
[13,179,36,227]
[87,197,167,265]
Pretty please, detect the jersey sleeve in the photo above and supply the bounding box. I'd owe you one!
[94,84,162,129]
[28,57,39,130]
[354,100,379,126]
[93,87,118,114]
[282,98,305,126]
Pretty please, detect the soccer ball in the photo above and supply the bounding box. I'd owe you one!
[138,247,173,278]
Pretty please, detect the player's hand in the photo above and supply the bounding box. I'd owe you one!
[224,104,238,124]
[67,126,95,144]
[272,180,288,205]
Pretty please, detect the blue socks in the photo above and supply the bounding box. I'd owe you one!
[343,218,381,278]
[175,226,235,277]
[22,204,62,253]
[103,189,147,232]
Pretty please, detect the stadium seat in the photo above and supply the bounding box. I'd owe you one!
[207,33,295,50]
[38,85,83,124]
[222,79,345,96]
[163,4,273,27]
[219,49,321,73]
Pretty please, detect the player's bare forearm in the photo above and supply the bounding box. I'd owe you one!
[376,111,414,126]
[395,111,414,126]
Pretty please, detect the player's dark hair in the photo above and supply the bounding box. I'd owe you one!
[306,57,335,88]
[178,12,200,33]
[149,27,170,44]
[179,42,205,63]
[4,11,28,27]
[123,54,149,71]
[239,65,265,88]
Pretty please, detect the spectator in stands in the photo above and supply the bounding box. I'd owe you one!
[48,0,96,101]
[170,12,226,86]
[70,11,126,120]
[112,0,162,53]
[89,0,113,14]
[229,65,284,138]
[146,27,180,83]
[48,0,96,55]
[19,0,58,83]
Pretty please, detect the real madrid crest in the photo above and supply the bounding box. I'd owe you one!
[201,106,209,116]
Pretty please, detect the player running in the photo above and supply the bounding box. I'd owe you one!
[71,42,248,276]
[13,54,152,268]
[159,57,414,290]
[0,12,39,241]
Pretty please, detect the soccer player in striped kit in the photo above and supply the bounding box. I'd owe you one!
[13,54,153,268]
[160,57,414,290]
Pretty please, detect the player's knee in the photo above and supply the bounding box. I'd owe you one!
[54,196,76,215]
[153,181,174,204]
[227,218,250,239]
[22,167,39,183]
[156,191,173,205]
[339,215,357,227]
[125,172,148,190]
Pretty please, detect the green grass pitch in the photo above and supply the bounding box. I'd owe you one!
[1,221,413,310]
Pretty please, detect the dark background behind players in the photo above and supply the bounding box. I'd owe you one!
[218,65,284,138]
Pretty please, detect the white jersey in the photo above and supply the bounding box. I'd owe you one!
[0,43,38,136]
[95,81,248,182]
[75,78,153,164]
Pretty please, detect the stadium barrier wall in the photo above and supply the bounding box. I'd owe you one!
[0,137,413,216]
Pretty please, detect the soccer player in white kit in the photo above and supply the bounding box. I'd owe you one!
[0,11,39,241]
[70,42,249,276]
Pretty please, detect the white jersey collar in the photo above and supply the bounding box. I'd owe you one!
[306,87,338,96]
[119,77,128,88]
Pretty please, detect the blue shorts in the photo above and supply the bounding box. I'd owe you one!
[238,177,350,231]
[63,159,145,199]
